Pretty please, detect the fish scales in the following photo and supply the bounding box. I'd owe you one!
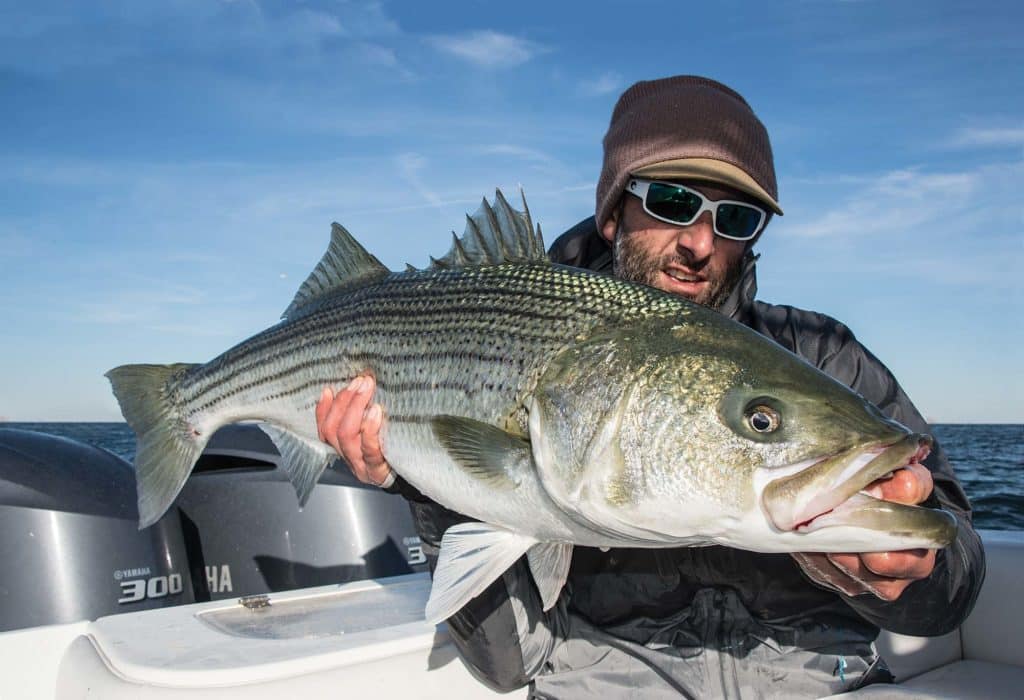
[174,264,678,435]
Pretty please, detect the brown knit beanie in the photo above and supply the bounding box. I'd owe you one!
[596,75,781,230]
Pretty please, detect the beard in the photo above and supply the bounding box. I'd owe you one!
[612,229,743,311]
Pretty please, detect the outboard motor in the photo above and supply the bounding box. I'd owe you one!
[172,424,428,602]
[0,425,429,631]
[0,429,194,632]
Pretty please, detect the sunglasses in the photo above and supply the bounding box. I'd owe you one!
[625,178,768,241]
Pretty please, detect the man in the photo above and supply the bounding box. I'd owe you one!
[316,76,984,697]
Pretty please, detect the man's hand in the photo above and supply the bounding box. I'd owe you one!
[315,376,394,487]
[792,463,937,601]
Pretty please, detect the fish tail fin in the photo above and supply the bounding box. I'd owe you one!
[105,363,207,528]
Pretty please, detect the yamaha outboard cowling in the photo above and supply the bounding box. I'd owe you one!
[0,429,194,632]
[172,424,428,602]
[0,425,429,631]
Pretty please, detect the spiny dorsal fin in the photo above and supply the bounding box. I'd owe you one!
[427,190,547,270]
[283,222,390,320]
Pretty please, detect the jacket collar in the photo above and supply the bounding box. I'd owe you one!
[718,251,760,324]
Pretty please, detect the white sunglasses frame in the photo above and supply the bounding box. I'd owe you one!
[625,178,767,241]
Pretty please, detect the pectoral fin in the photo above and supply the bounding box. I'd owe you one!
[425,522,536,624]
[431,415,533,489]
[526,542,573,611]
[259,424,336,506]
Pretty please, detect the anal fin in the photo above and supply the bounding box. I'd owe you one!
[526,542,573,611]
[259,424,336,506]
[425,522,535,624]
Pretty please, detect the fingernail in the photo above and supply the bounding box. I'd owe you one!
[367,404,382,422]
[355,376,370,393]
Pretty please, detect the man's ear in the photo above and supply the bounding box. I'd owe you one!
[600,199,621,243]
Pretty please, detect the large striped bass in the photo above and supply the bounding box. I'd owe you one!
[107,192,955,623]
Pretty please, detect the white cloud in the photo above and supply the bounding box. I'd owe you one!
[0,0,404,75]
[427,30,543,68]
[279,7,345,42]
[772,154,1024,296]
[336,1,401,37]
[949,126,1024,149]
[350,42,416,80]
[577,72,622,97]
[75,283,208,325]
[396,152,444,209]
[0,157,124,187]
[780,167,983,239]
[476,144,559,167]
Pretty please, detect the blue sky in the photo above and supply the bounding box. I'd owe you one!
[1,0,1021,423]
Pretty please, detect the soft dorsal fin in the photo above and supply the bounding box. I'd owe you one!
[283,222,390,320]
[427,190,547,270]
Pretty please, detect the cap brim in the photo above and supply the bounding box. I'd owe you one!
[632,158,783,215]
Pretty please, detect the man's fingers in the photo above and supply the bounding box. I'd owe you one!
[320,378,362,461]
[315,376,393,487]
[315,387,333,440]
[336,376,374,447]
[867,463,933,505]
[359,403,391,485]
[791,552,866,597]
[363,403,385,463]
[825,550,934,601]
[794,548,937,602]
[856,548,935,580]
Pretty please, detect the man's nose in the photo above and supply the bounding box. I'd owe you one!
[674,211,716,260]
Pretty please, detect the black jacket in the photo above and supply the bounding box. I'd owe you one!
[393,218,985,698]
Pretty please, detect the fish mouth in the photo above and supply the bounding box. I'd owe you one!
[761,433,956,546]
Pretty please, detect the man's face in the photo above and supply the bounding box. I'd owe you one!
[601,181,755,310]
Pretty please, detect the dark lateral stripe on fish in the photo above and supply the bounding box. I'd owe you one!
[186,347,538,413]
[185,278,641,397]
[385,415,441,425]
[181,312,575,407]
[256,377,518,405]
[184,320,560,399]
[187,295,576,370]
[175,267,677,409]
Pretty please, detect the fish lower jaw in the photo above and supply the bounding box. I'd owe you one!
[722,501,955,554]
[790,490,883,533]
[757,434,932,534]
[775,489,858,533]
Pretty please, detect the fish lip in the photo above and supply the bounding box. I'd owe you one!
[794,491,958,549]
[761,433,932,533]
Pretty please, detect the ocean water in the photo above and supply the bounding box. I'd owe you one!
[930,424,1024,531]
[3,422,1023,531]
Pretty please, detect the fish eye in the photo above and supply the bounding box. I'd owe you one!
[747,405,781,433]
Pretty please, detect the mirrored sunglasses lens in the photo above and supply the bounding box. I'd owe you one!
[646,183,702,225]
[716,203,763,239]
